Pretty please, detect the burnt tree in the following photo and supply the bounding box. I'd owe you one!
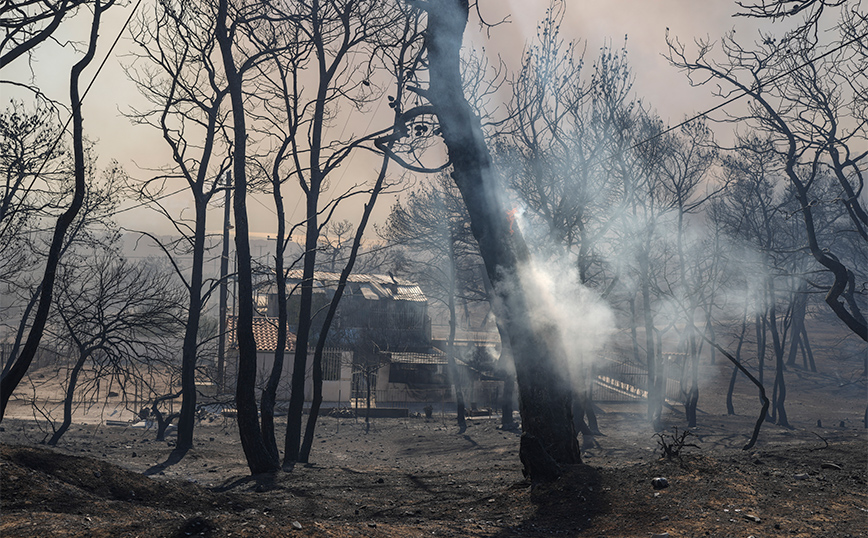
[415,0,580,481]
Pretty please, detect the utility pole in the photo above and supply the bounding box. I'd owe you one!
[217,171,232,392]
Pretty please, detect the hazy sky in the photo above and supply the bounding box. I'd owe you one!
[5,1,777,241]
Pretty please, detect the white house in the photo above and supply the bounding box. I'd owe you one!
[225,316,353,406]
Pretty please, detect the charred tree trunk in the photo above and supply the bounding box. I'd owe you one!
[446,243,467,433]
[423,0,579,482]
[702,335,770,450]
[786,287,807,368]
[629,296,642,365]
[800,325,816,372]
[1,288,39,378]
[48,348,89,445]
[176,201,206,450]
[727,311,749,415]
[260,159,289,462]
[766,282,790,429]
[684,329,701,428]
[756,313,766,392]
[151,391,182,442]
[365,368,373,434]
[217,0,279,474]
[298,145,392,463]
[639,251,662,431]
[0,1,104,421]
[705,316,717,365]
[727,366,739,415]
[217,181,231,393]
[284,198,318,466]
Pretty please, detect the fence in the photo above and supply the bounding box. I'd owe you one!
[0,342,66,373]
[593,356,683,403]
[347,355,688,409]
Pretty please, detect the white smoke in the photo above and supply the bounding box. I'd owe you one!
[509,205,616,391]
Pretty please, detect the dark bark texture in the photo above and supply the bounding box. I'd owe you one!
[423,0,580,481]
[216,0,279,474]
[0,1,105,421]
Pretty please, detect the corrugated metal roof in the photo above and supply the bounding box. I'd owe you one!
[389,351,447,365]
[359,285,379,300]
[283,270,427,302]
[387,351,468,368]
[430,326,500,345]
[226,316,296,353]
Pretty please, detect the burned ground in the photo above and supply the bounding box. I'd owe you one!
[2,405,865,537]
[2,322,866,537]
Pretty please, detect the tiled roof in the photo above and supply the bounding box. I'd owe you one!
[226,316,296,353]
[283,270,427,302]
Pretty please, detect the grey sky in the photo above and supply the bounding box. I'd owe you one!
[5,1,778,239]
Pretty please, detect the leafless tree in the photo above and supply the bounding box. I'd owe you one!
[651,119,718,427]
[1,0,117,421]
[214,0,287,474]
[0,100,70,287]
[1,135,120,382]
[126,0,234,451]
[45,254,184,445]
[0,0,89,69]
[246,0,415,469]
[666,2,867,341]
[297,3,426,463]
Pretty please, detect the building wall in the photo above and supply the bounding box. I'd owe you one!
[228,349,353,404]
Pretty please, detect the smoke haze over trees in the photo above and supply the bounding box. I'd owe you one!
[1,0,864,494]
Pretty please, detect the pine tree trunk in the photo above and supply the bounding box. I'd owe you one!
[424,0,580,482]
[217,0,278,474]
[0,1,102,421]
[48,349,88,445]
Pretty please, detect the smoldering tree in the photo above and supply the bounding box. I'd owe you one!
[390,0,581,482]
[1,0,117,421]
[125,0,233,451]
[494,16,647,436]
[45,254,184,445]
[666,2,867,341]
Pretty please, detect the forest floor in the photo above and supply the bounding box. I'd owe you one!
[2,320,866,537]
[2,398,866,537]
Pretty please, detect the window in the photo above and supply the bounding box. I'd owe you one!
[323,349,342,381]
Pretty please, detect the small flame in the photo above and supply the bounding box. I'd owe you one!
[506,207,519,234]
